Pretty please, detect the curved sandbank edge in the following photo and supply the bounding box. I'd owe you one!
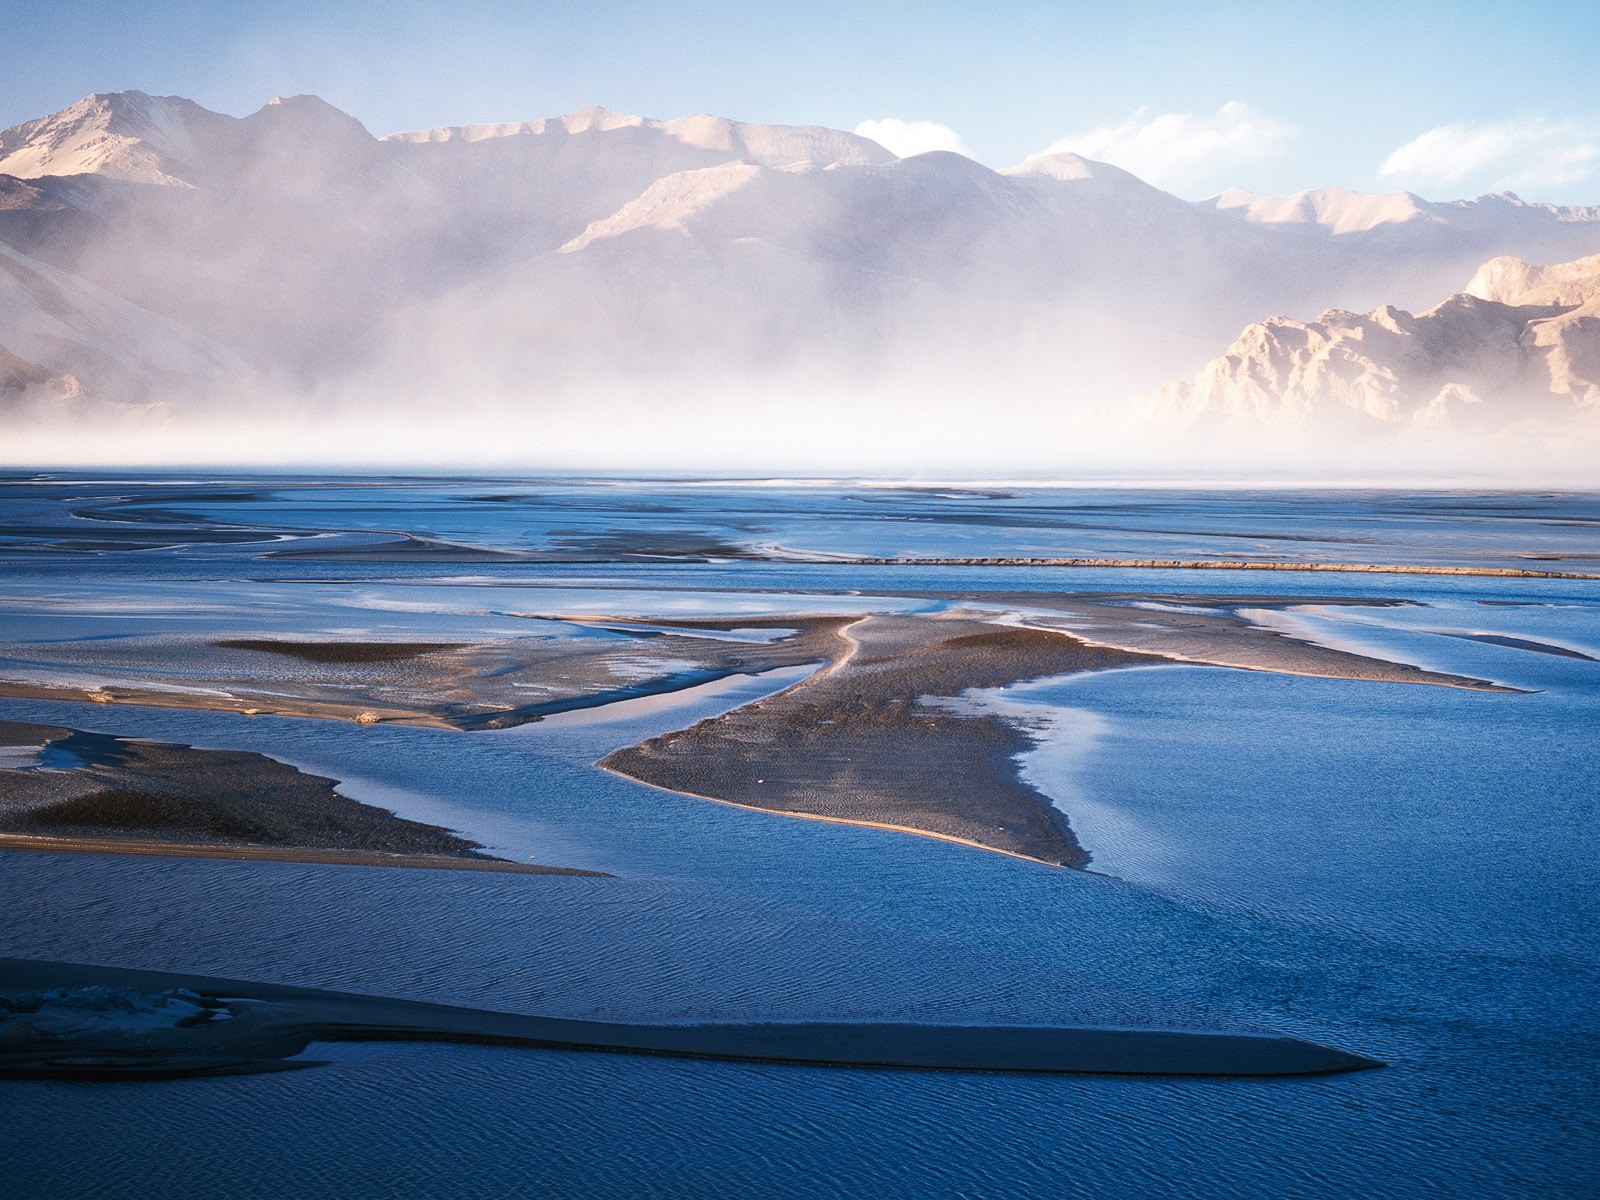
[597,762,1075,870]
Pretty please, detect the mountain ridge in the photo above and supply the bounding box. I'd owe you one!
[2,90,1598,472]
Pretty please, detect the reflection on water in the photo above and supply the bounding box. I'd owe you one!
[1,476,1597,1199]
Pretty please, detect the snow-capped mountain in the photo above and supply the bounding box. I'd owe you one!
[2,90,1599,471]
[1203,185,1433,233]
[0,91,379,190]
[1205,184,1600,237]
[0,91,228,186]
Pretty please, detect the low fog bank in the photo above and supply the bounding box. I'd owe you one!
[3,91,1600,483]
[8,356,1598,486]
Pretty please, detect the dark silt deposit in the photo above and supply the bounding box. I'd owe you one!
[0,959,1384,1081]
[209,639,467,664]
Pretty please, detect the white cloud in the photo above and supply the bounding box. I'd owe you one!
[854,118,972,160]
[1030,101,1298,192]
[1380,119,1600,194]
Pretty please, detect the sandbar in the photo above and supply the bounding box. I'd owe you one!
[0,721,598,875]
[0,593,1521,871]
[604,614,1160,867]
[0,619,852,730]
[601,597,1517,868]
[0,957,1383,1080]
[1430,631,1597,661]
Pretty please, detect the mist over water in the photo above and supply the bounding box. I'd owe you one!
[10,375,1599,483]
[4,93,1599,481]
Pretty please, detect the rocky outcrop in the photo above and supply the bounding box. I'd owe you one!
[1150,252,1600,429]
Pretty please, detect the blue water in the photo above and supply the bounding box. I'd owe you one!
[1,477,1597,1199]
[7,472,1600,567]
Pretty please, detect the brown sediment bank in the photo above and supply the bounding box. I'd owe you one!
[0,721,597,874]
[0,590,1518,739]
[543,590,1518,692]
[0,618,852,730]
[601,601,1519,868]
[946,594,1523,692]
[0,594,1521,871]
[0,958,1383,1080]
[739,588,1515,691]
[604,615,1162,868]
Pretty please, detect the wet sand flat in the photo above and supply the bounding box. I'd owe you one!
[0,619,853,730]
[775,590,1518,691]
[601,597,1516,867]
[0,721,592,873]
[0,594,1516,871]
[604,614,1163,867]
[0,592,1511,739]
[976,596,1520,691]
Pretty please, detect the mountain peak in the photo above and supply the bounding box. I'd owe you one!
[1466,252,1600,306]
[0,91,377,192]
[383,106,891,169]
[0,90,225,185]
[1204,186,1430,234]
[562,105,648,133]
[659,112,892,166]
[248,94,372,141]
[1002,151,1131,184]
[263,93,353,118]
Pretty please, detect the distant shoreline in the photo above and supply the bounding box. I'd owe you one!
[266,538,1600,579]
[807,556,1600,580]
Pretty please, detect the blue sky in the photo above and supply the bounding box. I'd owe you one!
[9,0,1600,202]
